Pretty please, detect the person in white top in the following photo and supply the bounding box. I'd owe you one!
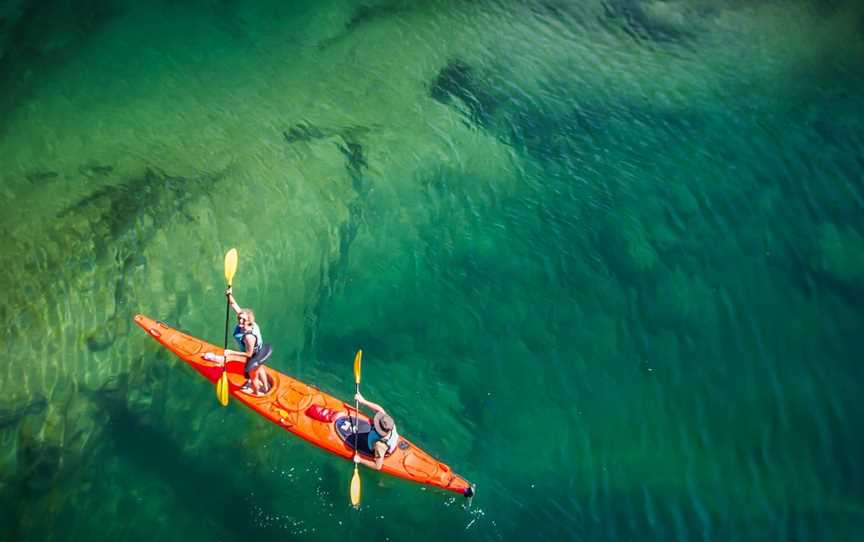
[352,392,399,471]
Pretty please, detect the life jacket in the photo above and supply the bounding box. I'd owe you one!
[233,322,263,354]
[367,425,399,455]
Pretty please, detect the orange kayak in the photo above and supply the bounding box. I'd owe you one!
[133,314,474,497]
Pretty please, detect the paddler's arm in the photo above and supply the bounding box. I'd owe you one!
[353,443,387,471]
[203,336,255,365]
[354,393,387,416]
[226,287,242,315]
[222,336,254,361]
[221,328,256,359]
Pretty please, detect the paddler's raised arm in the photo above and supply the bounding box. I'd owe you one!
[226,286,242,315]
[354,392,386,415]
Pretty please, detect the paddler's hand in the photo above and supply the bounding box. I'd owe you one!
[353,454,361,464]
[354,392,364,403]
[225,286,233,297]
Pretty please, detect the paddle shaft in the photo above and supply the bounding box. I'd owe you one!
[350,350,362,507]
[217,249,238,407]
[354,382,360,450]
[223,296,231,350]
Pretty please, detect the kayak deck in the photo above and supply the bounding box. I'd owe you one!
[133,314,473,496]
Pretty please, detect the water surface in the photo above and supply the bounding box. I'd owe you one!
[1,1,863,540]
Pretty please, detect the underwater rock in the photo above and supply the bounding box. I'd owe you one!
[345,2,408,31]
[61,391,107,461]
[25,170,58,183]
[601,0,705,44]
[282,122,326,143]
[16,415,61,496]
[0,397,46,430]
[78,163,114,177]
[85,333,114,352]
[0,0,124,135]
[86,388,278,538]
[281,121,372,196]
[283,122,372,192]
[336,138,367,175]
[282,122,370,144]
[126,386,153,413]
[57,166,225,247]
[2,163,228,400]
[85,252,138,353]
[318,2,413,48]
[430,60,472,104]
[429,59,500,129]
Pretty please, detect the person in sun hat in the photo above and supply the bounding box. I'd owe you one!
[352,392,400,471]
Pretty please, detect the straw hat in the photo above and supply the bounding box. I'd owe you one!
[373,411,394,435]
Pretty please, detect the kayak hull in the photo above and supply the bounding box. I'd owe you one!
[133,314,473,496]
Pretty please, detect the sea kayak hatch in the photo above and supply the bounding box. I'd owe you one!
[133,314,475,497]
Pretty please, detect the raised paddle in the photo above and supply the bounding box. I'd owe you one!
[350,349,363,507]
[217,248,238,406]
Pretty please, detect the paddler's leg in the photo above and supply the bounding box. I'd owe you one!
[257,366,270,393]
[241,354,257,393]
[248,366,261,394]
[247,366,257,393]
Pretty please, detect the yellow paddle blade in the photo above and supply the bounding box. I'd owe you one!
[224,248,238,286]
[217,371,229,406]
[353,350,362,385]
[350,465,361,507]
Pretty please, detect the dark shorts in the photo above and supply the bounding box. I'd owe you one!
[244,343,272,377]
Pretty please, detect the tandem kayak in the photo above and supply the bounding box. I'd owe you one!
[133,314,474,497]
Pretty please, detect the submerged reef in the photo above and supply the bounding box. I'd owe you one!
[337,139,367,177]
[599,0,727,44]
[281,121,371,189]
[0,397,46,431]
[318,1,413,49]
[25,170,59,183]
[2,164,229,398]
[0,0,123,133]
[429,59,501,129]
[345,1,411,32]
[282,121,371,144]
[78,163,114,178]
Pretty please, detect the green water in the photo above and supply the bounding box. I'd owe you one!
[1,0,863,540]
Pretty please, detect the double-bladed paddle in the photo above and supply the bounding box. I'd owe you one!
[350,349,363,507]
[217,248,238,406]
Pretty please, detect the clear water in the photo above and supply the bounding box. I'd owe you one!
[1,1,863,540]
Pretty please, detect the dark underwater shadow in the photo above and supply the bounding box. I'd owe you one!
[85,387,288,541]
[0,0,125,135]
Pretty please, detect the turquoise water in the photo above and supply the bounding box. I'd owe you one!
[1,0,864,540]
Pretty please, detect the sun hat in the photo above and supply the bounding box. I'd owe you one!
[373,411,394,434]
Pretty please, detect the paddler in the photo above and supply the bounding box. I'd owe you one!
[203,287,271,394]
[352,392,399,470]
